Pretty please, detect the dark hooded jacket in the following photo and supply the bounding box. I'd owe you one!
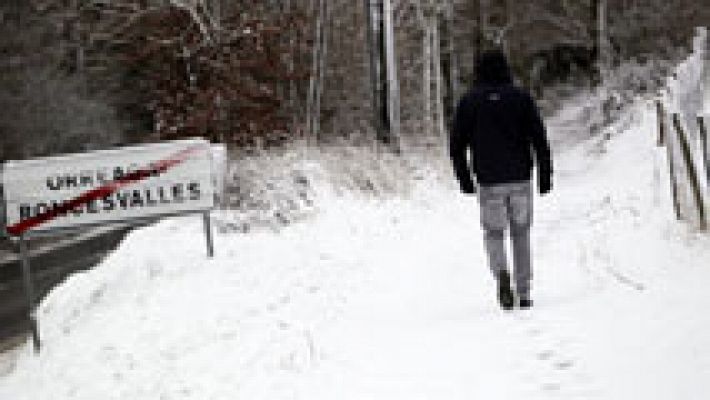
[450,50,552,191]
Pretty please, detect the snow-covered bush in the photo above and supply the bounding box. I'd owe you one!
[544,28,707,149]
[545,57,675,148]
[212,140,446,234]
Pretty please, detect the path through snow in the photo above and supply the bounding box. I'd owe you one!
[1,103,710,400]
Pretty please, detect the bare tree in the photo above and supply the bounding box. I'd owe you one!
[362,0,401,148]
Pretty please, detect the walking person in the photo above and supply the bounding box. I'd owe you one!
[449,49,553,310]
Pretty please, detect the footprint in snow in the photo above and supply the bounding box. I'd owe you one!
[278,294,292,305]
[537,350,555,361]
[510,315,602,398]
[554,359,575,371]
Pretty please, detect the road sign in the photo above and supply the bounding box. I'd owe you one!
[2,139,215,236]
[1,139,219,352]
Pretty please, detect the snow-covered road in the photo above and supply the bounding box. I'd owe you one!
[1,103,710,400]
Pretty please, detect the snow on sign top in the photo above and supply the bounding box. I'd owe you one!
[2,139,215,236]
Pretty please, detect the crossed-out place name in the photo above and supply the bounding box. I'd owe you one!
[45,165,165,191]
[19,182,202,222]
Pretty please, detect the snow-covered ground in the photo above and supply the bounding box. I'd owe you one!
[1,99,710,400]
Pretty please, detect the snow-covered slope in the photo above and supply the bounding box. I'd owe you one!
[1,101,710,400]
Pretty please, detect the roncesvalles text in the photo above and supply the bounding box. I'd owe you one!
[17,164,202,222]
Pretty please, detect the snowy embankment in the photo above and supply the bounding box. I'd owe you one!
[2,98,710,399]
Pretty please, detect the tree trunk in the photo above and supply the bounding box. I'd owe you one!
[423,23,433,138]
[285,0,298,135]
[433,18,445,141]
[477,0,488,56]
[307,0,325,142]
[594,0,610,82]
[314,0,329,141]
[445,3,459,122]
[73,0,84,75]
[383,0,400,149]
[365,0,386,142]
[704,27,709,114]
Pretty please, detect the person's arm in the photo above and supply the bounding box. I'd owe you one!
[524,93,553,194]
[450,96,476,194]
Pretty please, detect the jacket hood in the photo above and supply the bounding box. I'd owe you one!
[475,50,513,86]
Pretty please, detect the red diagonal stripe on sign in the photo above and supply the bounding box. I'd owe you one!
[6,144,204,236]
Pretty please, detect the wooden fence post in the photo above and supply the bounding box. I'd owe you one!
[656,100,665,146]
[672,114,707,230]
[660,103,682,220]
[698,115,709,190]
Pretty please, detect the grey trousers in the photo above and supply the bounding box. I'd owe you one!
[478,180,533,298]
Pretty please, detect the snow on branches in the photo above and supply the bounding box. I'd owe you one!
[86,0,312,145]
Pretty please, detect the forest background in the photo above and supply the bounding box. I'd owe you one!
[1,0,707,161]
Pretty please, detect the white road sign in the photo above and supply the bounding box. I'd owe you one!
[2,139,215,235]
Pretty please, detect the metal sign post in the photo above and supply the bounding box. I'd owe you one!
[18,234,41,352]
[203,211,214,258]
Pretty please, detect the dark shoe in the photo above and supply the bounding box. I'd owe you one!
[496,271,514,310]
[538,170,552,196]
[519,298,533,309]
